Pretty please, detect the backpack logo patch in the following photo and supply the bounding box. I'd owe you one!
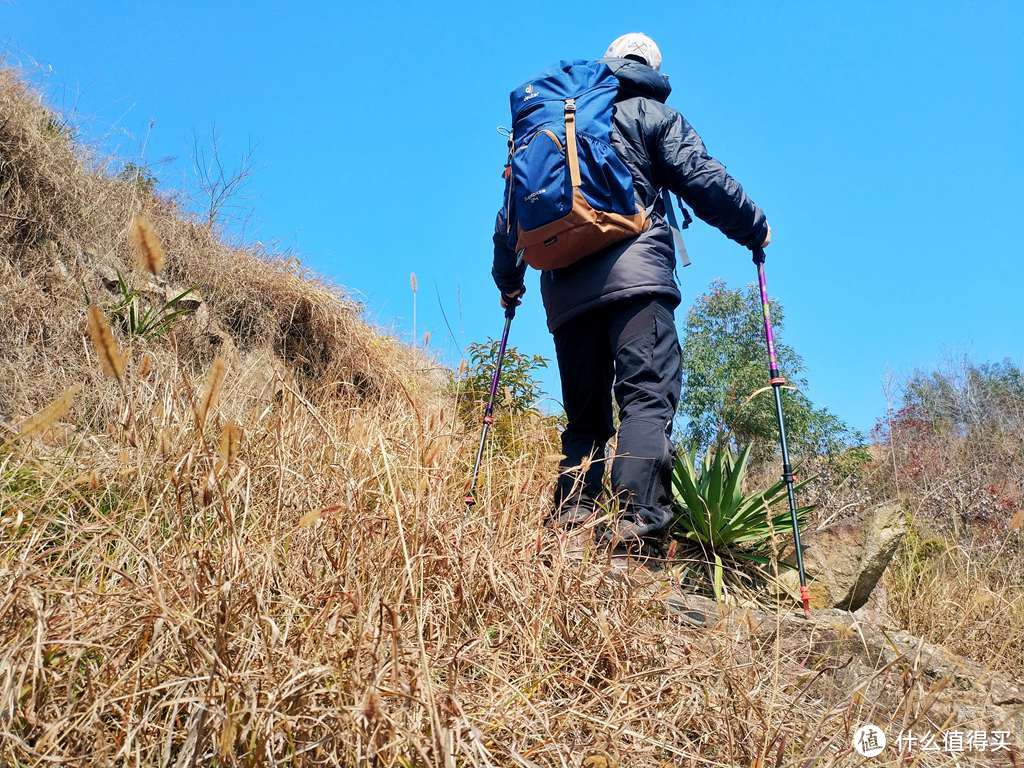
[523,83,539,101]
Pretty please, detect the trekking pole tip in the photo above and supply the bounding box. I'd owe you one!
[800,585,811,618]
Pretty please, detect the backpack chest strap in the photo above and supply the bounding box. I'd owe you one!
[564,99,582,188]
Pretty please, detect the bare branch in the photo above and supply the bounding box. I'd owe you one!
[191,124,254,229]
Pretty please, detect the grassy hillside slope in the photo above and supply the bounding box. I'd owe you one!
[1,69,1019,766]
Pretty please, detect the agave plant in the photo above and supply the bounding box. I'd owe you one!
[109,270,196,340]
[670,443,813,599]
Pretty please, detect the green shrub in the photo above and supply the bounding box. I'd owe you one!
[453,341,548,450]
[118,162,157,197]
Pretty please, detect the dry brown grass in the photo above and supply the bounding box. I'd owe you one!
[3,361,980,766]
[862,363,1024,680]
[1,67,1020,766]
[885,527,1024,677]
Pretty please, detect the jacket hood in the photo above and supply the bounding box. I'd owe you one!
[600,57,671,103]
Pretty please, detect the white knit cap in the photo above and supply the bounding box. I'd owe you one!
[604,33,662,70]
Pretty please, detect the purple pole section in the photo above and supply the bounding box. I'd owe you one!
[485,310,513,415]
[756,260,780,376]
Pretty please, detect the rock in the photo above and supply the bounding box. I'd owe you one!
[849,501,907,608]
[91,260,121,292]
[52,257,70,281]
[631,549,1015,728]
[167,287,209,330]
[854,579,898,628]
[782,501,907,611]
[658,591,1024,734]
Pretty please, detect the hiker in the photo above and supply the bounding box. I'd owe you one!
[491,33,770,553]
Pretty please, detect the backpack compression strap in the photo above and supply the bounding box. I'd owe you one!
[564,98,581,187]
[662,188,692,267]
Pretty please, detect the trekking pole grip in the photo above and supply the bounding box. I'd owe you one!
[751,246,766,265]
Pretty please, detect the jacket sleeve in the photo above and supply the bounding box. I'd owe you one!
[650,109,768,250]
[491,207,526,296]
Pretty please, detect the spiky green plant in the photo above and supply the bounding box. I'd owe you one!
[670,443,813,599]
[109,269,196,340]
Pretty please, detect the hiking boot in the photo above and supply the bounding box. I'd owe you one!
[556,524,594,560]
[538,519,597,564]
[600,518,667,560]
[539,503,599,563]
[549,501,596,530]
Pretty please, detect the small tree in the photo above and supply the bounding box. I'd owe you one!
[454,341,548,449]
[679,280,855,459]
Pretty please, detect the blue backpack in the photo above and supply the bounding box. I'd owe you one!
[502,60,649,271]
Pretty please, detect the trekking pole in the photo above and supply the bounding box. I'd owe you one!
[751,247,811,618]
[465,304,516,508]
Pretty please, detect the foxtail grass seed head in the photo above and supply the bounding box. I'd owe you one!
[361,689,381,725]
[14,383,82,442]
[421,439,442,468]
[86,305,125,383]
[409,272,418,294]
[195,356,226,430]
[579,454,594,475]
[422,331,431,347]
[202,468,216,506]
[158,428,171,458]
[129,213,165,274]
[218,421,242,466]
[76,470,99,490]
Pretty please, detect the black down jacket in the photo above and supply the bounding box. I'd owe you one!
[492,58,769,332]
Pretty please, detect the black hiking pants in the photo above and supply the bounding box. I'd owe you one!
[552,296,681,537]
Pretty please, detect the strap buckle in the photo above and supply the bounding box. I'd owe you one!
[564,98,576,113]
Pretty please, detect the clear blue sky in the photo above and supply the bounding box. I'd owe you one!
[4,1,1022,435]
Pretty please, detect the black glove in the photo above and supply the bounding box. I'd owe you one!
[500,284,525,309]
